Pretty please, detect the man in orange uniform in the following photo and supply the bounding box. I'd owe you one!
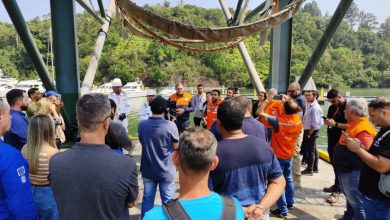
[332,98,376,220]
[258,93,303,218]
[256,89,283,142]
[168,83,194,133]
[204,90,222,130]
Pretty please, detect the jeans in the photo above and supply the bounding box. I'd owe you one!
[338,170,365,220]
[141,177,176,218]
[31,186,58,220]
[361,192,390,220]
[276,158,294,214]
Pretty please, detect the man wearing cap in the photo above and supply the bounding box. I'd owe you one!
[138,96,179,218]
[140,89,157,121]
[108,78,130,131]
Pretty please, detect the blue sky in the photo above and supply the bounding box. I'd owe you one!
[0,0,388,24]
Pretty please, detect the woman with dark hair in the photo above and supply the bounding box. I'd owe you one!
[22,115,59,220]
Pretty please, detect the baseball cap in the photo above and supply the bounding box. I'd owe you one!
[150,96,167,114]
[46,91,60,97]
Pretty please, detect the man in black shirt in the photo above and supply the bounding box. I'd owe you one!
[345,97,390,219]
[323,89,348,204]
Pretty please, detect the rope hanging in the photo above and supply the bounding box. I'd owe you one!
[116,0,304,42]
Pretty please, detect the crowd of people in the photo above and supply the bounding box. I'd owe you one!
[0,82,389,220]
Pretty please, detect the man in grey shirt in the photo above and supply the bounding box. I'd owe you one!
[193,84,206,127]
[49,93,138,220]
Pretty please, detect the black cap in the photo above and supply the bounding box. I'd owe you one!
[150,96,167,114]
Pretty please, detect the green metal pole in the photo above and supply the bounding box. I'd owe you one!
[298,0,353,88]
[50,0,80,143]
[2,0,56,91]
[232,0,244,25]
[269,0,292,93]
[97,0,106,18]
[244,1,266,23]
[76,0,104,24]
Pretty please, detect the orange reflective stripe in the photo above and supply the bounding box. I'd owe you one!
[270,114,303,159]
[339,117,376,146]
[169,92,192,106]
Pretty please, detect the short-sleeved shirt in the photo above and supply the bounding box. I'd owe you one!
[138,117,179,181]
[106,121,132,150]
[0,141,38,220]
[49,143,138,220]
[359,126,390,201]
[209,136,282,206]
[144,192,244,220]
[4,109,28,151]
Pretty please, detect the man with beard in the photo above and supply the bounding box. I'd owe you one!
[4,89,29,151]
[205,89,223,130]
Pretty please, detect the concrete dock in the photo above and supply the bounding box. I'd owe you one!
[128,143,347,220]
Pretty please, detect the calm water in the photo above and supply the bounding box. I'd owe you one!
[127,88,389,150]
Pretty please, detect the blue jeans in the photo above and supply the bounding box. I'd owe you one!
[276,158,294,214]
[141,177,175,218]
[31,186,58,220]
[338,170,365,220]
[361,192,390,220]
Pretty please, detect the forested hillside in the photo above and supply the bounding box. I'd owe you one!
[0,1,389,88]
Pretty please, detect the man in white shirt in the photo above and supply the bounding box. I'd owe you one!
[108,78,130,131]
[140,90,156,121]
[301,90,324,175]
[193,84,206,127]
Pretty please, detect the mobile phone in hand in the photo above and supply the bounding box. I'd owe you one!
[321,116,327,120]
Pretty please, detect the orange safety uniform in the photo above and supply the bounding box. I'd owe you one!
[259,100,283,128]
[205,99,223,130]
[263,113,303,159]
[339,117,376,146]
[169,92,193,118]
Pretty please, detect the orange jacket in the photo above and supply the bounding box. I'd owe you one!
[169,92,192,106]
[339,117,376,146]
[260,100,283,128]
[206,99,223,130]
[264,113,303,159]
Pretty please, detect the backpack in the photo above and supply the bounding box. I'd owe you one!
[162,195,236,220]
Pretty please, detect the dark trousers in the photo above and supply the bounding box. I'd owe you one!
[175,118,190,134]
[302,130,319,171]
[328,135,342,192]
[193,117,202,126]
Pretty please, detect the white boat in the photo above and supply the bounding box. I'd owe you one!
[0,76,18,86]
[122,81,147,98]
[14,80,46,93]
[159,86,176,98]
[0,84,14,98]
[90,82,112,95]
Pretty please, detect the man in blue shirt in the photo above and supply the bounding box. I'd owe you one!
[0,99,38,220]
[4,89,29,151]
[144,127,245,220]
[209,99,285,219]
[138,96,179,218]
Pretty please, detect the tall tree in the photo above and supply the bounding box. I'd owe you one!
[344,2,359,29]
[378,17,390,40]
[359,12,379,31]
[301,1,321,17]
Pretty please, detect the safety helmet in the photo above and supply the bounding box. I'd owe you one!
[112,78,122,87]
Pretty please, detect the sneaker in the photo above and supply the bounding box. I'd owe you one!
[326,192,340,204]
[323,185,335,193]
[314,169,319,173]
[287,204,294,210]
[301,169,314,176]
[270,209,288,218]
